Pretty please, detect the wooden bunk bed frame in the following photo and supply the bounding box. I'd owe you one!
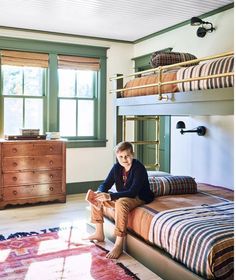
[107,51,234,280]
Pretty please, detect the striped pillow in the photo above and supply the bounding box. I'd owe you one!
[149,176,197,197]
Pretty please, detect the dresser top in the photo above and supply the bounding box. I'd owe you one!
[0,139,66,143]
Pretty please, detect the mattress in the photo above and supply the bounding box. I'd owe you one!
[103,183,234,279]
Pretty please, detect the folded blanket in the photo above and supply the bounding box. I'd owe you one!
[149,201,234,279]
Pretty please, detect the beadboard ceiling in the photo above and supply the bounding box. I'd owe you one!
[0,0,233,42]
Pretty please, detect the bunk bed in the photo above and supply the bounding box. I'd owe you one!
[110,51,234,116]
[105,51,234,280]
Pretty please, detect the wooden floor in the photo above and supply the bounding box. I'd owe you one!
[0,194,161,280]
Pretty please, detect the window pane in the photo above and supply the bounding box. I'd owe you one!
[4,98,23,135]
[58,69,75,97]
[77,100,94,136]
[24,67,43,96]
[59,100,76,136]
[77,70,94,98]
[2,66,22,95]
[25,99,43,133]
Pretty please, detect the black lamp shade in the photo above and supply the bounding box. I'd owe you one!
[197,27,207,37]
[176,121,186,129]
[191,17,203,26]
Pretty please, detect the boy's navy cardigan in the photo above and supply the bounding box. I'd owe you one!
[98,159,154,203]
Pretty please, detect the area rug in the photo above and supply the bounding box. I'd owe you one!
[0,228,140,280]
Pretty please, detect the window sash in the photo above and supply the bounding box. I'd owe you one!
[58,96,96,137]
[3,95,45,135]
[1,59,46,135]
[2,65,45,96]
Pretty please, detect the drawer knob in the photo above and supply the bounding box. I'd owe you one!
[13,190,17,195]
[49,146,54,151]
[12,148,17,153]
[50,174,53,179]
[49,187,54,191]
[49,160,53,165]
[12,176,17,181]
[13,162,18,167]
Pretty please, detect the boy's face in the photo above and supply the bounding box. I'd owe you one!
[116,149,134,170]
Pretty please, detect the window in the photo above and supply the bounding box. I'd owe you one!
[1,50,48,135]
[0,37,107,147]
[57,55,100,138]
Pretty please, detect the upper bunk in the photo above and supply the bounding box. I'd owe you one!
[110,51,234,116]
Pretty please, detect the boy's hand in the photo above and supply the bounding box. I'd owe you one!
[96,192,111,202]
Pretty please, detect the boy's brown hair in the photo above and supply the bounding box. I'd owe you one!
[114,141,134,154]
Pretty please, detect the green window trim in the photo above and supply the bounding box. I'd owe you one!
[65,139,107,148]
[0,36,108,148]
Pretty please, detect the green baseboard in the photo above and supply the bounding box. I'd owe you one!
[66,181,103,194]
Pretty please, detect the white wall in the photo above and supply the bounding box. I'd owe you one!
[171,116,234,188]
[134,8,234,57]
[134,8,234,189]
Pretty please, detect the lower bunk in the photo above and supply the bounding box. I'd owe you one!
[101,180,234,280]
[102,214,202,280]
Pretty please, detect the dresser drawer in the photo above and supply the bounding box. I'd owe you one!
[3,170,62,186]
[2,142,62,157]
[3,183,63,200]
[3,155,63,171]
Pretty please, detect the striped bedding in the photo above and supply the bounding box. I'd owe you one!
[177,55,234,92]
[148,201,234,280]
[103,184,234,279]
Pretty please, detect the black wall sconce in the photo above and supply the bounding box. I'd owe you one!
[176,121,206,136]
[190,17,215,38]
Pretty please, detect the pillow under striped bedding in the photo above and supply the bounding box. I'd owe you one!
[149,175,197,197]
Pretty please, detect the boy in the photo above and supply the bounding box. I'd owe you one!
[84,141,154,259]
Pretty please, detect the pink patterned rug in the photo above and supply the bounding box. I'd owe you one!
[0,229,140,280]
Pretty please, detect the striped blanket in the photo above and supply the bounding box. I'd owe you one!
[177,56,234,92]
[148,201,234,279]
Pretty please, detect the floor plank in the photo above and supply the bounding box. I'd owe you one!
[0,194,161,280]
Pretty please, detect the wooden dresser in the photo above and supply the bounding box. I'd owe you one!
[0,140,66,209]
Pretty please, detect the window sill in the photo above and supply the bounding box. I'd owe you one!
[63,139,107,148]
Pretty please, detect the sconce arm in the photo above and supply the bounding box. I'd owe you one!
[180,126,206,136]
[181,129,198,134]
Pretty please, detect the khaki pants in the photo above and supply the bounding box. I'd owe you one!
[90,196,145,237]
